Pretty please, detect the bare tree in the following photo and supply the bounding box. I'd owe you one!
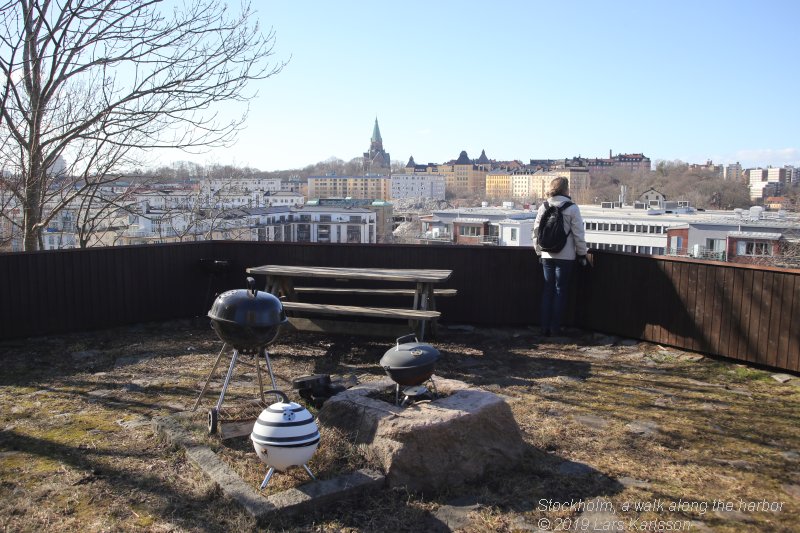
[0,0,285,250]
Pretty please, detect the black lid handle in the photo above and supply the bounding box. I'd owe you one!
[247,277,257,297]
[396,333,418,347]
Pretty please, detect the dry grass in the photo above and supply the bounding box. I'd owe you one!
[1,319,799,532]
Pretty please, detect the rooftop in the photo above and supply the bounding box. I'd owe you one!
[1,320,798,531]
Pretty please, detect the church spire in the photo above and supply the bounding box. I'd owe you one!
[371,117,382,144]
[363,117,390,171]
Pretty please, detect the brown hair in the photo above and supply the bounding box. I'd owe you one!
[547,177,569,197]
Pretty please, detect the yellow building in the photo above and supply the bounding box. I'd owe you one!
[485,167,591,202]
[411,150,490,197]
[307,175,391,201]
[485,171,513,200]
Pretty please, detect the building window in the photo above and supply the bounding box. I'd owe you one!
[706,238,725,252]
[458,226,480,237]
[737,241,772,256]
[317,224,330,243]
[510,228,518,241]
[297,224,311,242]
[347,225,361,243]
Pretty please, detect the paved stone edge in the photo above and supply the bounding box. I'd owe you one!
[151,413,385,521]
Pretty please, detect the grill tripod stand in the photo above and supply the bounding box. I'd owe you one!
[193,343,280,434]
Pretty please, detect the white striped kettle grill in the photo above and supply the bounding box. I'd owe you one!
[250,390,320,489]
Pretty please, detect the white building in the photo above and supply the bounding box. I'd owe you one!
[134,188,198,211]
[291,205,375,243]
[239,205,378,244]
[390,174,446,201]
[419,205,537,246]
[581,204,677,255]
[263,190,304,207]
[201,176,282,195]
[581,202,800,258]
[496,218,535,247]
[747,167,788,201]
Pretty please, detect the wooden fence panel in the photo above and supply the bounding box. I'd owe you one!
[0,244,798,372]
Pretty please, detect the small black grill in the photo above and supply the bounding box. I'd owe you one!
[380,334,440,405]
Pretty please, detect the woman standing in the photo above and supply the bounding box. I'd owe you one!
[532,177,587,336]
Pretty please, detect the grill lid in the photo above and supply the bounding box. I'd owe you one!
[208,277,287,329]
[380,334,440,370]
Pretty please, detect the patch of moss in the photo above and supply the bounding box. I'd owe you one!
[728,366,771,383]
[0,451,62,475]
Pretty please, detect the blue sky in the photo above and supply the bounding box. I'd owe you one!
[175,1,800,171]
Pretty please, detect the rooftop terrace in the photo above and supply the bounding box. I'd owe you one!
[1,320,798,531]
[1,241,799,531]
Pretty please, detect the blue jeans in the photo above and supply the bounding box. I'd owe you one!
[540,258,575,332]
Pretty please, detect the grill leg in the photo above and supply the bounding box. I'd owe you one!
[302,464,316,481]
[428,375,438,398]
[215,349,240,413]
[256,349,265,405]
[192,343,227,411]
[259,467,276,490]
[263,350,278,399]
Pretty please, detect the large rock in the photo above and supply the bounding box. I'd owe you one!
[318,377,525,492]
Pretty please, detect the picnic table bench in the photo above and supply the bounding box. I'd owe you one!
[245,265,455,339]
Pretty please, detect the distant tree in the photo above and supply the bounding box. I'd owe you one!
[785,184,800,212]
[0,0,285,250]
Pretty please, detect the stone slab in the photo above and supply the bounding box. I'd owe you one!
[261,469,385,518]
[152,413,386,521]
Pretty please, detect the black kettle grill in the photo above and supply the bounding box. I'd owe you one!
[379,334,441,405]
[195,277,288,434]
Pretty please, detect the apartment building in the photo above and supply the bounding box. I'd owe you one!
[202,176,282,195]
[724,162,744,181]
[485,167,591,201]
[306,198,393,243]
[564,151,652,173]
[391,174,446,201]
[748,167,788,201]
[278,205,376,244]
[407,151,491,197]
[307,174,391,201]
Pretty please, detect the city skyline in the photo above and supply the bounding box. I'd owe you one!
[153,1,799,172]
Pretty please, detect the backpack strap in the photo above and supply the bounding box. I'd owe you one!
[558,201,573,238]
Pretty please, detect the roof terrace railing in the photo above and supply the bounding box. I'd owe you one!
[0,241,797,372]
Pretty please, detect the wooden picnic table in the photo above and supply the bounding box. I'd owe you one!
[245,265,454,340]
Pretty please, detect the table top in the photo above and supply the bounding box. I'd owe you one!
[246,265,453,283]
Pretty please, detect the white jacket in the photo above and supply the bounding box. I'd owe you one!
[533,195,588,260]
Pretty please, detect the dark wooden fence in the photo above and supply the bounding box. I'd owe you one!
[1,242,797,372]
[581,252,800,372]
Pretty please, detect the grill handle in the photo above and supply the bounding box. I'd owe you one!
[396,333,418,348]
[264,389,289,403]
[247,276,257,297]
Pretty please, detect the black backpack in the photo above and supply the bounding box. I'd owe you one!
[537,201,573,252]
